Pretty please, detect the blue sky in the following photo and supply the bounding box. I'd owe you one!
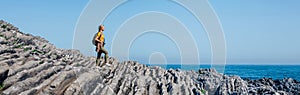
[1,0,300,64]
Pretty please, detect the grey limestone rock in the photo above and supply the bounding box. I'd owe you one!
[1,20,300,95]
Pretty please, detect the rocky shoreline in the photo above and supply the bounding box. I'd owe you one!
[0,20,299,95]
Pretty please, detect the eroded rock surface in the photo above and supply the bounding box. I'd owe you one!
[1,20,299,95]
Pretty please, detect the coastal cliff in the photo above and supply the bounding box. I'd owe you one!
[0,20,299,95]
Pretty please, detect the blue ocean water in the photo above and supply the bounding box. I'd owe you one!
[148,64,300,81]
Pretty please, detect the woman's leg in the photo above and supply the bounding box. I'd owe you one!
[96,51,102,66]
[100,46,109,63]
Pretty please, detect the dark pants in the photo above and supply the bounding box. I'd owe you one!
[96,46,108,66]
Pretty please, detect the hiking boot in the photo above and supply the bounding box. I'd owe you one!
[100,62,106,67]
[106,63,111,67]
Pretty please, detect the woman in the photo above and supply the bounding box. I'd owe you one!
[95,25,109,66]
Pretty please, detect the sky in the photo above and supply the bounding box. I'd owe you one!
[1,0,300,64]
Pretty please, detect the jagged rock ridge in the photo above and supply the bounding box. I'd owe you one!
[0,20,299,95]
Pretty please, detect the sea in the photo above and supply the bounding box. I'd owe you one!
[147,64,300,81]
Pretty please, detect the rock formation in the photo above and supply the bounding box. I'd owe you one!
[0,20,299,95]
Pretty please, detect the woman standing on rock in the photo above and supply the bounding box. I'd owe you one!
[95,25,109,67]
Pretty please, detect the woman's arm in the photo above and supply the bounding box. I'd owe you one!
[95,37,101,42]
